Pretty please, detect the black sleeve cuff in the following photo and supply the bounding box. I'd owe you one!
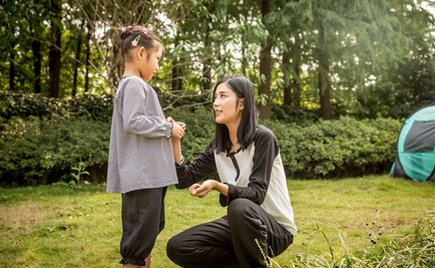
[219,183,233,207]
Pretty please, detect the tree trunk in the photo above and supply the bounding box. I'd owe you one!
[282,51,292,106]
[318,24,332,120]
[9,43,15,91]
[293,64,301,107]
[258,0,272,120]
[201,26,212,92]
[85,25,91,93]
[32,40,42,93]
[48,0,61,98]
[72,23,83,97]
[241,34,247,76]
[172,34,182,92]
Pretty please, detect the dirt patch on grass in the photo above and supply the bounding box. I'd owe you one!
[0,202,54,235]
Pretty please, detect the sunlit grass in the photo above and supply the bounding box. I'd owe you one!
[0,175,433,267]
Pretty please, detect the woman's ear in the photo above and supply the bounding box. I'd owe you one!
[238,98,245,111]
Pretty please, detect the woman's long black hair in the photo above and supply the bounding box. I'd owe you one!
[213,75,258,153]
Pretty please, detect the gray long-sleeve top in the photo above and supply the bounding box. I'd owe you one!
[106,76,178,193]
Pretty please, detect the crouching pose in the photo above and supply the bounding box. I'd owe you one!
[166,75,297,267]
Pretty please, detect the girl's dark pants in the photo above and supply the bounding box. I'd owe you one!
[120,187,167,266]
[166,198,293,268]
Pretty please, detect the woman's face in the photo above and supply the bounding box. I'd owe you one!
[138,42,163,81]
[213,83,244,126]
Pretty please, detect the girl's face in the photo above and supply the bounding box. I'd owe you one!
[137,42,163,81]
[213,83,244,126]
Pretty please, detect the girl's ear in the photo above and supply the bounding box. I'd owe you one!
[137,47,147,60]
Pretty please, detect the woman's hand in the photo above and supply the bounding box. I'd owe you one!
[189,180,216,198]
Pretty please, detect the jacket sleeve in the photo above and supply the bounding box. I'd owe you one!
[175,140,217,189]
[121,80,172,139]
[220,128,279,206]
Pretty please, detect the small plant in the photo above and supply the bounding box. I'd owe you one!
[255,238,282,268]
[70,162,90,188]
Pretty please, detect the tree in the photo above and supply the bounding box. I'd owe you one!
[258,0,272,119]
[48,0,62,98]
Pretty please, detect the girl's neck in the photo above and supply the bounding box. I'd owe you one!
[122,63,140,78]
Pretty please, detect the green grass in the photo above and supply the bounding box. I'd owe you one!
[0,175,433,267]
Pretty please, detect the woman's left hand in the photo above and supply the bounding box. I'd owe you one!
[189,180,216,198]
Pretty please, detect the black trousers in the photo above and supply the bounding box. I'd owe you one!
[166,198,293,268]
[120,187,167,266]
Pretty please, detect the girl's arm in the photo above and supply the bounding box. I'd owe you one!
[122,80,172,138]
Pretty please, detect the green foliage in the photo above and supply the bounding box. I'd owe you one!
[0,115,110,186]
[0,92,403,185]
[271,103,320,123]
[0,91,113,121]
[168,107,216,164]
[262,116,402,179]
[70,162,90,188]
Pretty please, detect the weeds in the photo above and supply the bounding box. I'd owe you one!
[286,213,434,267]
[70,162,90,188]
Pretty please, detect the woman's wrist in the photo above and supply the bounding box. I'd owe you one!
[212,180,228,196]
[176,156,185,166]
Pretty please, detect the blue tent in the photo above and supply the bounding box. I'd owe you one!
[390,105,435,181]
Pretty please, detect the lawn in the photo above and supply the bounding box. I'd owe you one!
[0,175,433,267]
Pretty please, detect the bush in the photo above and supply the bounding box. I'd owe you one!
[262,116,402,179]
[0,91,112,121]
[0,91,403,185]
[0,115,110,186]
[167,107,216,164]
[271,103,320,123]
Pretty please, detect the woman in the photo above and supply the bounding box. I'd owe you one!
[167,75,297,267]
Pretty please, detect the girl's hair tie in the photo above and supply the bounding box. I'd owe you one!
[120,27,128,34]
[131,34,141,47]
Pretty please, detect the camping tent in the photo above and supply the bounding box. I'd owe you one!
[390,105,435,181]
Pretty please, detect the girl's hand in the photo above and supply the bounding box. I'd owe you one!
[167,117,186,140]
[171,122,186,140]
[189,180,215,198]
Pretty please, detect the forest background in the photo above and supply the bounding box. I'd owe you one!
[0,0,434,185]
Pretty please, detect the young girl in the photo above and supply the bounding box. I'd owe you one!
[167,75,297,267]
[106,26,185,268]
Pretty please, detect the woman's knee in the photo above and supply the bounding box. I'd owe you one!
[166,235,183,262]
[228,198,255,222]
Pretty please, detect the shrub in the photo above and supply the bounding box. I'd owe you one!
[0,91,112,121]
[0,91,403,185]
[262,116,402,179]
[167,107,215,164]
[0,115,110,186]
[271,103,320,123]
